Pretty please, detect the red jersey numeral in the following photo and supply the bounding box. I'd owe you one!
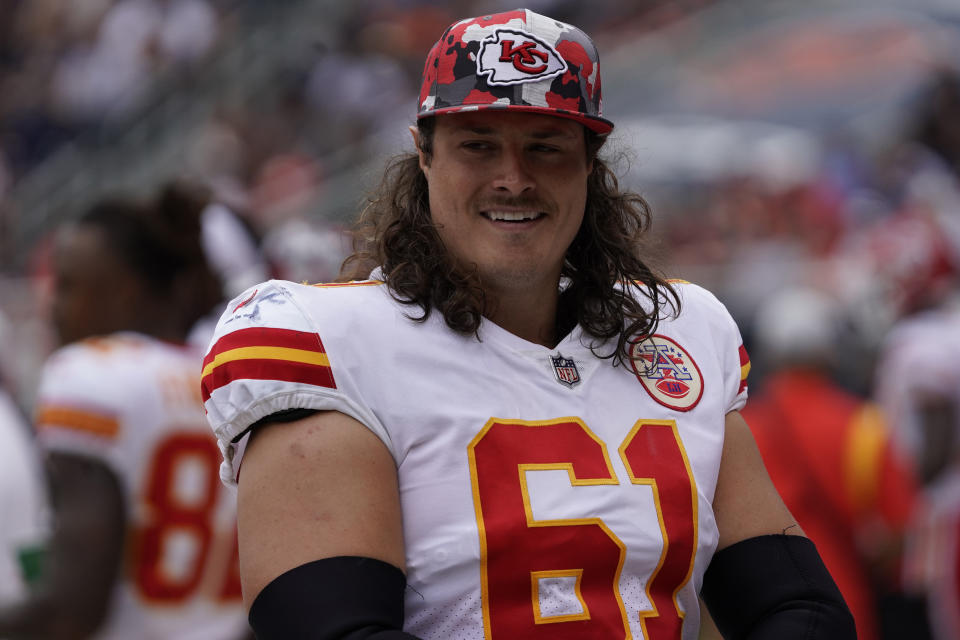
[134,432,242,603]
[620,421,697,638]
[468,418,697,639]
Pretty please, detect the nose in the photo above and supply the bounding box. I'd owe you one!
[492,146,535,196]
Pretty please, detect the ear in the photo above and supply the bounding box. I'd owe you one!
[410,126,429,177]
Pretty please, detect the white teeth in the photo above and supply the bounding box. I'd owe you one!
[486,211,538,222]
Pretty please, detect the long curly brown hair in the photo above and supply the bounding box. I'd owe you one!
[341,117,680,366]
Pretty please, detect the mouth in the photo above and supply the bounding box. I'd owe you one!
[481,210,545,223]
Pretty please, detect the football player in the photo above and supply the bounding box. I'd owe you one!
[875,300,960,639]
[0,184,251,639]
[202,9,854,639]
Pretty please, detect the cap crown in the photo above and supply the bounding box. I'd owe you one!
[417,8,613,134]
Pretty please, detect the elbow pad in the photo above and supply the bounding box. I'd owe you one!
[701,534,856,639]
[249,556,423,640]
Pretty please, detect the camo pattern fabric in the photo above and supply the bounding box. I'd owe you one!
[417,8,614,134]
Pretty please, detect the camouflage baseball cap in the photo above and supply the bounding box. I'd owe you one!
[417,8,613,134]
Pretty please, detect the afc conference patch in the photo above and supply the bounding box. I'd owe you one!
[629,335,703,411]
[550,353,581,388]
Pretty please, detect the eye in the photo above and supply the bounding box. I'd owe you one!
[461,140,495,151]
[530,144,560,154]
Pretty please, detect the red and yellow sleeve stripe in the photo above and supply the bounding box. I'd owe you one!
[200,327,337,402]
[35,405,120,439]
[737,344,751,395]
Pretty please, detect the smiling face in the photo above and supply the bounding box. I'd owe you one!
[417,111,592,301]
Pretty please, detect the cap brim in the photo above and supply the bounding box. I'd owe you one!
[418,104,614,135]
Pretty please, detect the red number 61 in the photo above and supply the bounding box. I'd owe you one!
[468,418,697,640]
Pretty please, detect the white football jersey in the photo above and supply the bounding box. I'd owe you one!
[875,304,960,640]
[874,305,960,467]
[34,333,248,640]
[0,388,48,608]
[904,467,960,640]
[203,279,750,640]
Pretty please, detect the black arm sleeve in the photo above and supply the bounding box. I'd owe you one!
[701,534,856,639]
[248,556,423,640]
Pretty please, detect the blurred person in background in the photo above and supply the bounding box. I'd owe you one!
[866,67,960,640]
[741,287,922,640]
[189,194,270,349]
[260,218,348,285]
[869,215,960,640]
[866,209,960,482]
[875,300,960,640]
[0,183,251,639]
[0,310,49,621]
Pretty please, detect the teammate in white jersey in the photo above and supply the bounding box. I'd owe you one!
[202,9,854,639]
[0,184,250,639]
[874,303,960,639]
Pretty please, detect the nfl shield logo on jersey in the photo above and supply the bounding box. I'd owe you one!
[551,353,581,388]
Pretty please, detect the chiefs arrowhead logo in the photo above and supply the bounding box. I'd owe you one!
[477,28,566,86]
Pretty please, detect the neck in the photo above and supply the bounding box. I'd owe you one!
[484,286,561,348]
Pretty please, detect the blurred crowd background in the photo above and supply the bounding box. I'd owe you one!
[3,0,960,638]
[2,0,960,398]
